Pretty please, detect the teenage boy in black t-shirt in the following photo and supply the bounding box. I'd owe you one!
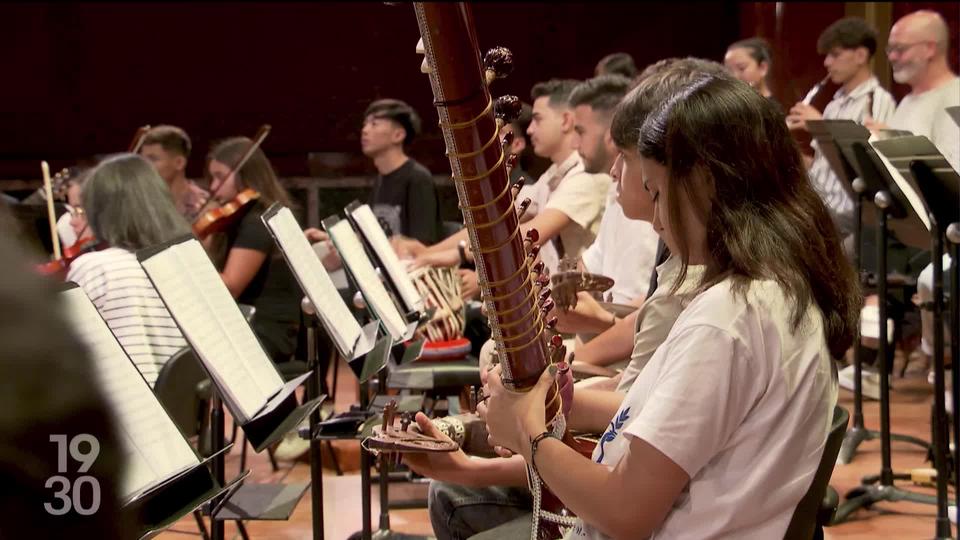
[362,98,442,244]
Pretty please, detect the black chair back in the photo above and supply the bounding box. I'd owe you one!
[154,347,210,439]
[783,405,849,540]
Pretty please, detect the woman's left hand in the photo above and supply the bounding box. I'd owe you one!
[477,363,557,458]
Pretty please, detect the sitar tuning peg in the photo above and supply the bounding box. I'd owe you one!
[516,198,532,221]
[484,46,514,85]
[501,130,515,149]
[494,95,522,124]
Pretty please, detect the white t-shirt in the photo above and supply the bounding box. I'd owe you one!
[581,180,660,304]
[807,76,896,235]
[518,152,608,274]
[569,278,837,540]
[890,77,960,172]
[67,247,188,387]
[616,256,703,388]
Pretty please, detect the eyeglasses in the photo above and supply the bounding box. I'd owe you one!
[69,206,85,218]
[885,41,927,56]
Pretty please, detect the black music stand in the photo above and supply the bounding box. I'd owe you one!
[138,236,324,540]
[262,203,393,540]
[59,283,246,540]
[875,135,958,537]
[811,120,931,464]
[324,213,426,540]
[832,139,942,528]
[946,104,960,524]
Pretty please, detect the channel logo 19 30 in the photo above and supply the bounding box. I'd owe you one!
[44,434,101,516]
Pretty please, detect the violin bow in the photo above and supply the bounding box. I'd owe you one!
[200,124,272,208]
[229,124,272,178]
[41,160,62,261]
[128,125,152,154]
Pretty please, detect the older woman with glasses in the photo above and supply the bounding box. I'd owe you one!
[65,153,189,386]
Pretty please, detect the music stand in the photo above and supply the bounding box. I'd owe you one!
[262,203,393,540]
[946,104,960,524]
[59,284,245,540]
[324,214,430,540]
[811,120,931,464]
[875,135,959,537]
[138,236,324,540]
[832,138,943,528]
[345,200,427,319]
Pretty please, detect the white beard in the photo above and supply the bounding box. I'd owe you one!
[892,62,922,85]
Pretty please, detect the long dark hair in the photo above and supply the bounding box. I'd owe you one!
[206,137,292,208]
[639,75,860,359]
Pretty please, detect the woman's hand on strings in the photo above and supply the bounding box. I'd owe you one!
[477,364,557,459]
[402,412,475,483]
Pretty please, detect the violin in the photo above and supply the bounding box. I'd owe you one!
[191,124,271,239]
[192,188,261,238]
[35,237,108,281]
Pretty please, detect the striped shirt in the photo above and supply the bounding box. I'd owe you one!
[67,247,187,387]
[807,76,896,235]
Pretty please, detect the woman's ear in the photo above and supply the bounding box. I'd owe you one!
[758,60,770,79]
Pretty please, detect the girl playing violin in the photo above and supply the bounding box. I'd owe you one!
[205,137,302,364]
[66,154,189,387]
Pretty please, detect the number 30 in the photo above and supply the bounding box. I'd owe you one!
[44,475,101,516]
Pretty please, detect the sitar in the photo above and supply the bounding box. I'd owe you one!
[412,4,575,538]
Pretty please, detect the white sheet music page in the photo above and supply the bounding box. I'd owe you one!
[265,206,362,355]
[328,220,407,340]
[351,204,424,313]
[61,287,199,502]
[869,139,932,231]
[140,239,283,422]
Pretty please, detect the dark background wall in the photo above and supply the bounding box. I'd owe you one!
[0,1,740,182]
[1,2,956,185]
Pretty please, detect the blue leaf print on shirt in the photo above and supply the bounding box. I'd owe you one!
[596,407,630,463]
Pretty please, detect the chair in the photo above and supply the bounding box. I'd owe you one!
[783,405,849,540]
[153,347,227,540]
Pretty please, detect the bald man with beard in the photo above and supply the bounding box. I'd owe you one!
[868,9,959,169]
[856,9,959,393]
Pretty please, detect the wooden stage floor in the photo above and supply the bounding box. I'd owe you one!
[155,354,958,540]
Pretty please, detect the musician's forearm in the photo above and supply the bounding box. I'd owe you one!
[454,455,528,487]
[429,227,469,252]
[568,388,624,433]
[575,309,640,367]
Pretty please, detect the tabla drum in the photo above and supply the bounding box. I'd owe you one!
[408,266,470,360]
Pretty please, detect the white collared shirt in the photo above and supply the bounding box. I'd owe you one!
[517,152,608,274]
[581,180,660,304]
[808,76,896,235]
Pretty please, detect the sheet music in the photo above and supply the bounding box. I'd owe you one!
[61,287,199,502]
[140,239,284,422]
[350,204,424,313]
[328,219,408,340]
[264,206,362,356]
[869,140,932,231]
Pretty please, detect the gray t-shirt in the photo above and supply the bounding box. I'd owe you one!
[890,77,960,171]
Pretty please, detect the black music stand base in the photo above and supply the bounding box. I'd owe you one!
[834,484,940,524]
[839,425,933,465]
